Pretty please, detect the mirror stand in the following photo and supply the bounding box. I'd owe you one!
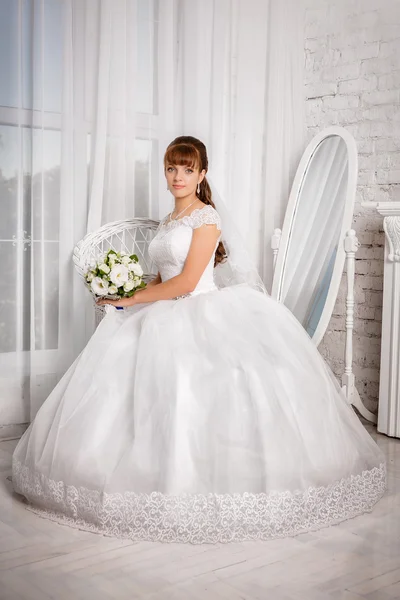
[341,230,377,423]
[271,229,282,271]
[271,228,377,424]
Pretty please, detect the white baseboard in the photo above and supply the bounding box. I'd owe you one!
[0,423,28,441]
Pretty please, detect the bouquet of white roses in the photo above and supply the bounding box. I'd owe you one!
[85,249,146,299]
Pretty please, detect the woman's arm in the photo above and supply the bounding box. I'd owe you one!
[96,225,220,307]
[146,272,161,288]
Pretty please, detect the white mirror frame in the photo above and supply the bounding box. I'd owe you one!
[271,126,358,348]
[271,126,377,424]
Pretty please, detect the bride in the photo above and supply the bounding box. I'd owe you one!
[12,136,386,544]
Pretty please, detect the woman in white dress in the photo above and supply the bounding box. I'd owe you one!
[12,136,386,544]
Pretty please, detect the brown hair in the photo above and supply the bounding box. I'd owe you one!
[164,136,226,266]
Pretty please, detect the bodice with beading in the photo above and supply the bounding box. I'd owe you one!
[148,205,222,295]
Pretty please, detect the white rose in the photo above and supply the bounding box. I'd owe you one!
[108,285,118,295]
[129,262,143,277]
[133,278,142,288]
[123,280,135,292]
[86,271,95,282]
[99,263,110,274]
[121,255,131,266]
[91,277,109,296]
[109,264,129,286]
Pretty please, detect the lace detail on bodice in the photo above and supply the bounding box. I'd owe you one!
[161,205,221,231]
[149,205,221,295]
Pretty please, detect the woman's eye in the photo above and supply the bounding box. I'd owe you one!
[167,167,174,172]
[186,169,193,174]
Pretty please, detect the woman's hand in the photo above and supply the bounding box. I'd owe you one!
[95,274,160,308]
[96,294,139,308]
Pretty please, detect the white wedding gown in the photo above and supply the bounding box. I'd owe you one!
[12,205,386,543]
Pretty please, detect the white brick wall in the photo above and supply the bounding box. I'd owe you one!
[305,0,400,413]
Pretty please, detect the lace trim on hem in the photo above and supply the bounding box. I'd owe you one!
[12,460,386,544]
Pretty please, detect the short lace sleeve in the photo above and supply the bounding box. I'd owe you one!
[189,205,221,232]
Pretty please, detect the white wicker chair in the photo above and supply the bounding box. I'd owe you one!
[73,217,160,324]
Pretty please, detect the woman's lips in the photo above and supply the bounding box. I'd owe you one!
[173,185,185,189]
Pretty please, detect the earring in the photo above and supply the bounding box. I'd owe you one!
[197,183,200,195]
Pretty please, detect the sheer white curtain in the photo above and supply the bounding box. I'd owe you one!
[0,0,305,430]
[0,0,78,430]
[171,0,306,285]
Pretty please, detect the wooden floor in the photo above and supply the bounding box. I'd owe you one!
[1,426,400,600]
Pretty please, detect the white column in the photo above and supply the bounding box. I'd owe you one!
[374,202,400,437]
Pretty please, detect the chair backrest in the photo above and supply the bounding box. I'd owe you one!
[73,218,160,325]
[73,217,160,281]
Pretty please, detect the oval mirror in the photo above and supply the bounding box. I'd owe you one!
[271,126,358,347]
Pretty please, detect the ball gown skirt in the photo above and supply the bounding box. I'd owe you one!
[12,284,386,544]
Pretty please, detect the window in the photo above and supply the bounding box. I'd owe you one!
[0,0,159,355]
[0,0,63,354]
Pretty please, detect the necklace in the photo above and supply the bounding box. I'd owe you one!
[169,198,198,222]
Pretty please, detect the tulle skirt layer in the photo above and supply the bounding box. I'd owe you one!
[12,285,386,543]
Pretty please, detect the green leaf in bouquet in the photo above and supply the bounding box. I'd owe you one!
[107,249,117,255]
[138,281,146,289]
[130,254,139,262]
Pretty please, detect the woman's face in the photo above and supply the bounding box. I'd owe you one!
[165,163,205,199]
